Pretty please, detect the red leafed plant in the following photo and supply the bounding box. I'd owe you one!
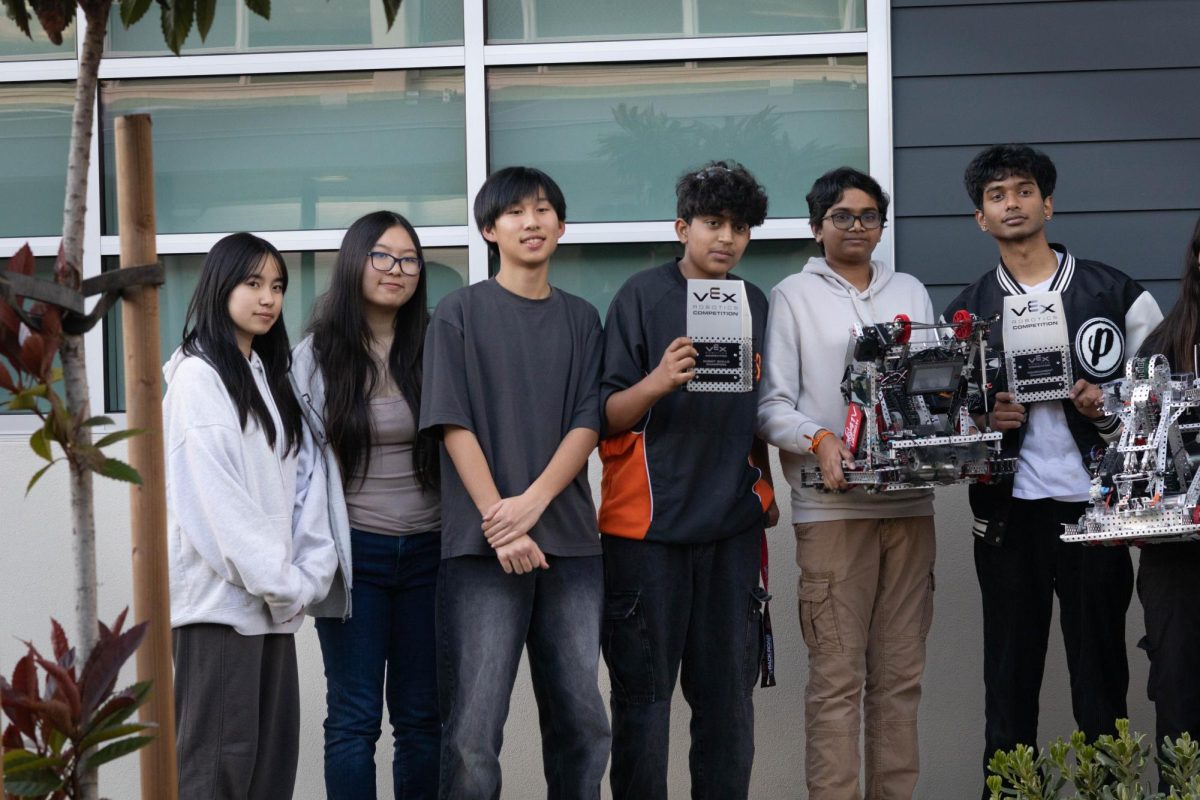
[0,245,142,495]
[0,611,152,799]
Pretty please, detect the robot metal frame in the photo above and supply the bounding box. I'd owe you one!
[799,311,1017,492]
[1061,354,1200,545]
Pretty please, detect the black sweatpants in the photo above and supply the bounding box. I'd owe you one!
[173,624,300,800]
[975,498,1132,793]
[1138,541,1200,792]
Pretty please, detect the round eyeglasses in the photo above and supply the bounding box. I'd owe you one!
[822,211,884,231]
[368,251,424,275]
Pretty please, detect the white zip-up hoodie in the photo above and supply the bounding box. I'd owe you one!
[757,257,936,523]
[163,347,337,635]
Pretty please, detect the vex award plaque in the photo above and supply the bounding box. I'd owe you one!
[1002,290,1074,403]
[686,279,753,392]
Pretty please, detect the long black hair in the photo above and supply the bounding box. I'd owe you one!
[181,232,303,455]
[308,210,438,491]
[1142,215,1200,372]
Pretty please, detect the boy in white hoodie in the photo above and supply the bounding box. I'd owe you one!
[757,167,936,799]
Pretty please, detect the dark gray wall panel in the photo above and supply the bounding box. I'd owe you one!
[891,0,1199,304]
[895,211,1200,285]
[895,140,1200,217]
[893,1,1200,77]
[893,0,1073,6]
[893,69,1200,148]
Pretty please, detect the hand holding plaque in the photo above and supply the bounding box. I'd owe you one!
[686,279,753,392]
[1002,290,1074,403]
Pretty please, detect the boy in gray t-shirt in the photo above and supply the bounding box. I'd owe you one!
[419,166,609,799]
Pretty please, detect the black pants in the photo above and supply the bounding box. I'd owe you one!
[1138,541,1200,792]
[601,525,764,800]
[173,624,299,800]
[975,498,1132,793]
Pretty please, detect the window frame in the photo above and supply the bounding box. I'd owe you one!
[0,0,892,432]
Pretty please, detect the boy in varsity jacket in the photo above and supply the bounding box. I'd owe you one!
[598,160,778,800]
[943,144,1162,793]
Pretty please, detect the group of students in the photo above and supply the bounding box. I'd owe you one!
[162,142,1200,800]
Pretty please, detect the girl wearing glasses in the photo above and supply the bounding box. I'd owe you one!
[757,167,937,798]
[291,211,441,799]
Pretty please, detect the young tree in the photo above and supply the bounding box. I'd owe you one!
[1,2,403,797]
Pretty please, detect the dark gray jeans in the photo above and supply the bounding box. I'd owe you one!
[173,624,299,800]
[436,554,610,800]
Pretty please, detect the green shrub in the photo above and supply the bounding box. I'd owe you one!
[987,719,1200,800]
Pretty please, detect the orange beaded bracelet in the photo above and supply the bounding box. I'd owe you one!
[807,429,835,454]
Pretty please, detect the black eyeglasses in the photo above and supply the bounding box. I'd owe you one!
[368,251,424,275]
[822,211,884,231]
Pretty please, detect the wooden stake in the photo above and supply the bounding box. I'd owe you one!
[114,113,178,800]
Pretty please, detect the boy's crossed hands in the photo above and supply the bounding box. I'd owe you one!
[484,492,551,574]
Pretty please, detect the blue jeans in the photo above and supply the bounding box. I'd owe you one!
[315,529,440,800]
[436,554,610,800]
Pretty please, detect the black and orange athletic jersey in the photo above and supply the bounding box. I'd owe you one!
[599,260,773,544]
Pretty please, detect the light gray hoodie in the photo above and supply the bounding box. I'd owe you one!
[289,335,353,620]
[757,257,936,523]
[163,347,337,635]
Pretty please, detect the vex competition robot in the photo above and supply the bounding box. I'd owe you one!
[1061,354,1200,544]
[800,312,1017,491]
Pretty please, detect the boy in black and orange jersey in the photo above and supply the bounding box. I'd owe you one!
[598,160,778,800]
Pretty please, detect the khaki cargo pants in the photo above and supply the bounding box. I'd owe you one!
[794,516,936,800]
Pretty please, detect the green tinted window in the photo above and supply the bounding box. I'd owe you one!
[101,70,468,235]
[496,239,821,320]
[103,248,467,411]
[488,58,868,222]
[106,0,462,56]
[0,15,76,60]
[0,82,73,237]
[487,0,863,42]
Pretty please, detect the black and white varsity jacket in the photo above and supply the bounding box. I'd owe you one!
[941,244,1163,545]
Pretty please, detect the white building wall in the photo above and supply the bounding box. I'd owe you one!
[0,439,1154,797]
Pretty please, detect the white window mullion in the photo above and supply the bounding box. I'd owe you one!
[462,0,490,284]
[484,32,868,66]
[95,45,465,79]
[97,226,472,257]
[866,0,895,270]
[0,238,69,257]
[558,218,815,245]
[0,60,77,83]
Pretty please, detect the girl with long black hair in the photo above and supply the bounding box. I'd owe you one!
[291,210,440,799]
[164,232,337,799]
[1136,214,1200,787]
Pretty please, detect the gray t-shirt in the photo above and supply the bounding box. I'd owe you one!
[420,278,603,559]
[344,395,441,536]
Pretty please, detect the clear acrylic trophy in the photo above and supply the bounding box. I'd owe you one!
[1002,290,1074,403]
[686,279,753,393]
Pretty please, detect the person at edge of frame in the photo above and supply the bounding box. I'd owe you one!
[597,159,780,800]
[291,210,442,799]
[1135,214,1200,794]
[757,166,938,800]
[940,143,1163,796]
[164,233,338,800]
[420,166,611,800]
